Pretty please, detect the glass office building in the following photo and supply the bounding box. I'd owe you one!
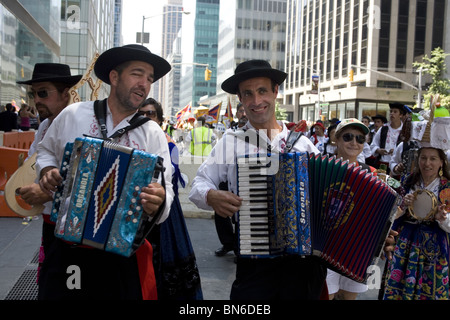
[178,0,220,109]
[284,0,448,123]
[0,1,60,107]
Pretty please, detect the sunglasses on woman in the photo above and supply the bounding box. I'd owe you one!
[27,89,58,99]
[342,132,366,144]
[138,110,157,117]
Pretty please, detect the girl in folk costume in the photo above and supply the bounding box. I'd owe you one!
[382,107,450,300]
[310,121,327,153]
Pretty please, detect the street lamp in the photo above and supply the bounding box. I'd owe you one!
[351,64,427,108]
[140,10,191,45]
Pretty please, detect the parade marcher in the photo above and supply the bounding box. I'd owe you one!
[188,59,327,299]
[325,118,375,300]
[186,116,216,157]
[310,121,327,153]
[16,63,82,281]
[35,44,174,300]
[382,111,450,300]
[232,102,248,129]
[18,103,37,131]
[366,114,388,167]
[370,103,408,172]
[139,98,203,300]
[0,103,18,132]
[389,112,416,180]
[323,124,337,157]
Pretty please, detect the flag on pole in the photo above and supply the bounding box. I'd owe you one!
[205,102,222,125]
[175,102,192,128]
[223,98,233,128]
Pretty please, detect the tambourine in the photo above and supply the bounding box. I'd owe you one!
[407,189,438,222]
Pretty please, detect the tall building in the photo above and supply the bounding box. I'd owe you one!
[60,0,117,100]
[1,0,60,105]
[165,31,183,120]
[155,0,184,113]
[217,0,287,93]
[284,0,448,123]
[178,0,220,110]
[194,0,287,115]
[114,0,122,47]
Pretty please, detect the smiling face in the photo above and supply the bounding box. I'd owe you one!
[418,148,444,182]
[237,77,279,130]
[110,61,154,112]
[336,127,365,162]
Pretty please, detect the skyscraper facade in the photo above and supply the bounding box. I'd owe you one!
[178,0,219,109]
[155,0,184,111]
[284,0,447,123]
[217,0,287,94]
[60,0,117,100]
[1,0,60,106]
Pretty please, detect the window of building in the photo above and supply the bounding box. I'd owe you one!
[378,0,391,69]
[414,0,427,60]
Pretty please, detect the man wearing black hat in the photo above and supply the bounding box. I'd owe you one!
[35,45,174,300]
[16,64,82,271]
[17,63,82,204]
[189,60,325,299]
[370,102,409,172]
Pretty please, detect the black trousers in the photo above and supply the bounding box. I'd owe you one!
[38,238,142,300]
[214,181,235,251]
[230,256,327,300]
[214,213,235,250]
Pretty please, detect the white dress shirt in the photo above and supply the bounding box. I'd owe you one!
[188,121,320,212]
[36,100,174,223]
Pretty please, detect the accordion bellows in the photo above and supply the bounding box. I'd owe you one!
[51,137,163,257]
[237,152,400,283]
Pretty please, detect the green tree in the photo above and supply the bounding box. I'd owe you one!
[275,102,288,121]
[412,47,450,110]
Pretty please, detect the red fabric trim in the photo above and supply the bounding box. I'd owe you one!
[136,239,157,300]
[320,282,329,300]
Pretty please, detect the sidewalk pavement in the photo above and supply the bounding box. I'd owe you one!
[0,214,236,300]
[0,214,383,300]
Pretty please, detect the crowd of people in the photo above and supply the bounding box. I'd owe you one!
[0,102,40,132]
[7,43,449,301]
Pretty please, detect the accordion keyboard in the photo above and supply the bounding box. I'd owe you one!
[237,157,273,256]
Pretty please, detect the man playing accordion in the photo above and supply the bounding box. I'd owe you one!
[36,44,174,300]
[189,60,326,299]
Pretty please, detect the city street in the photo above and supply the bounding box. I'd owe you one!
[0,214,383,300]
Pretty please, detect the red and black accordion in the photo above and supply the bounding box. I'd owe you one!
[237,152,400,283]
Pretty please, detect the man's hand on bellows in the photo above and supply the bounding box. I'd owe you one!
[140,183,165,217]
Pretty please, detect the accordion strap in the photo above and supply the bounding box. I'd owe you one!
[285,130,303,153]
[94,99,150,140]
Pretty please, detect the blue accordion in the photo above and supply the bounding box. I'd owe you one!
[51,137,164,257]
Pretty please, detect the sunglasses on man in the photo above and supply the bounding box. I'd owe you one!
[138,110,157,117]
[341,132,366,144]
[27,89,58,99]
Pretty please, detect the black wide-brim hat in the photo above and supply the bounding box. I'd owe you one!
[221,60,287,94]
[94,44,171,84]
[372,114,388,123]
[389,102,411,114]
[17,63,82,86]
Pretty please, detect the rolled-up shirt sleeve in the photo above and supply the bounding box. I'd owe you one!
[189,133,235,211]
[36,108,75,177]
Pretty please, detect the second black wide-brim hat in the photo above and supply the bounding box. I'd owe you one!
[372,114,388,123]
[94,44,171,84]
[221,59,287,94]
[17,63,82,86]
